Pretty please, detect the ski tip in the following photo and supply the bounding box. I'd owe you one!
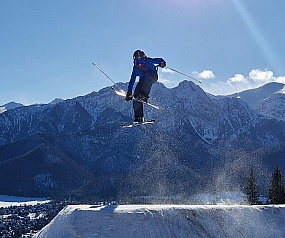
[120,124,133,128]
[151,105,160,110]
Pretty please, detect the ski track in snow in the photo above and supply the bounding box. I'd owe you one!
[34,204,285,238]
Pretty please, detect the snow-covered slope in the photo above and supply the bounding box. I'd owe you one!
[257,86,285,121]
[228,82,284,109]
[49,98,64,105]
[34,204,285,238]
[0,102,24,113]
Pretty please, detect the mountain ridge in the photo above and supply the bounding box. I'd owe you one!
[227,82,284,109]
[0,81,284,198]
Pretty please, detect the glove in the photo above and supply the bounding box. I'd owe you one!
[125,90,133,101]
[159,61,166,68]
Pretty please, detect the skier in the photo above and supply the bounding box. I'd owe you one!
[125,50,166,123]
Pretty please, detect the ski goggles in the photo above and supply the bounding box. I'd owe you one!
[134,59,146,66]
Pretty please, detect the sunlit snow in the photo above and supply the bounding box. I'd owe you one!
[34,204,285,238]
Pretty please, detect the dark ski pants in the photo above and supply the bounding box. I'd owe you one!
[133,71,158,119]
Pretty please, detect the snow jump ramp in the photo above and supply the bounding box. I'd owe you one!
[34,204,285,238]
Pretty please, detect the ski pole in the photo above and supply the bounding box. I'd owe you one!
[92,63,159,110]
[165,66,202,84]
[92,63,125,92]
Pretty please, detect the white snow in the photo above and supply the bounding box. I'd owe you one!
[279,86,285,94]
[0,106,7,113]
[0,195,50,207]
[34,204,285,238]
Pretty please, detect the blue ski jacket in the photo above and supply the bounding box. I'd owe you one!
[128,57,165,91]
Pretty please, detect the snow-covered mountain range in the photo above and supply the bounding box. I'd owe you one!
[228,82,284,108]
[228,82,285,121]
[0,101,24,113]
[0,98,63,114]
[0,81,284,199]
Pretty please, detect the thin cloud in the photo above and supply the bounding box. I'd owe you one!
[248,69,285,84]
[193,70,215,79]
[158,73,177,88]
[160,68,285,95]
[225,69,274,94]
[249,69,274,83]
[275,76,285,84]
[161,68,174,74]
[227,69,282,86]
[203,69,285,95]
[227,74,247,84]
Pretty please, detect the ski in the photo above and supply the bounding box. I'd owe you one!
[121,120,155,128]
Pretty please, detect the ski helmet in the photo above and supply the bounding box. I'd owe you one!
[133,50,146,61]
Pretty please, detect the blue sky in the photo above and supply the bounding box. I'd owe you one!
[1,0,285,105]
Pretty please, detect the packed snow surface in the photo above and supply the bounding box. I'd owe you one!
[34,204,285,238]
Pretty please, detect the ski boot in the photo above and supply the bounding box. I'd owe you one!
[134,117,144,124]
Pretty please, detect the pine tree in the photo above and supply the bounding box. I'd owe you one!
[268,166,285,204]
[244,169,259,205]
